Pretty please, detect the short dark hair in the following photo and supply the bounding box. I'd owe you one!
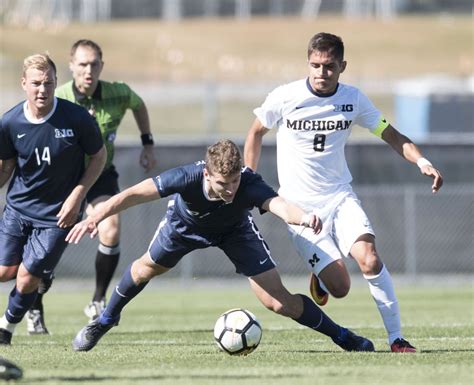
[70,39,103,60]
[205,139,242,177]
[307,33,344,61]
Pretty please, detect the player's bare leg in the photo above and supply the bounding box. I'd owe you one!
[350,234,416,352]
[84,197,121,322]
[249,268,303,318]
[314,259,351,305]
[0,266,19,282]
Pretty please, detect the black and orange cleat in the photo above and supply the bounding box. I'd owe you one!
[309,273,329,306]
[391,338,417,353]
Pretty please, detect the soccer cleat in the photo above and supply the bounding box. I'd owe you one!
[309,273,329,306]
[84,299,106,323]
[26,309,50,335]
[391,338,417,353]
[0,328,12,345]
[72,318,117,352]
[0,357,23,380]
[332,328,375,352]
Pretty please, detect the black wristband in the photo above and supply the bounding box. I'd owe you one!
[141,133,154,146]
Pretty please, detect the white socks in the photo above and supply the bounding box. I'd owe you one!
[0,315,17,334]
[364,265,402,344]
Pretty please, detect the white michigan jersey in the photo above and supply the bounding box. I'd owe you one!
[254,79,387,208]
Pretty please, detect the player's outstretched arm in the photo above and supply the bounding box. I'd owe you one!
[262,196,322,234]
[381,124,443,193]
[66,178,161,244]
[65,216,100,243]
[244,118,270,171]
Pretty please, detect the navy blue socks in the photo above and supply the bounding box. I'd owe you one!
[100,264,148,325]
[5,287,38,324]
[293,294,343,339]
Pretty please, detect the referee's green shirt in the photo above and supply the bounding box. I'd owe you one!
[55,80,144,170]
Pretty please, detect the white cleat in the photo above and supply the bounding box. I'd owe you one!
[84,299,106,323]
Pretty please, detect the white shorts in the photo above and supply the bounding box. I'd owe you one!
[287,187,374,275]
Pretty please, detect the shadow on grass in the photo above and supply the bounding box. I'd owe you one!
[414,349,474,353]
[286,348,474,354]
[25,372,304,383]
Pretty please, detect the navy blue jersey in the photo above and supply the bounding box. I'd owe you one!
[153,161,278,233]
[0,97,103,225]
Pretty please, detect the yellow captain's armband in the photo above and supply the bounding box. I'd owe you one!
[372,116,389,138]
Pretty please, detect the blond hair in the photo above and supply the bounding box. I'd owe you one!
[205,139,242,176]
[22,53,57,77]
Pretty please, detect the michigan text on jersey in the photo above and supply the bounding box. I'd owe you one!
[286,119,352,131]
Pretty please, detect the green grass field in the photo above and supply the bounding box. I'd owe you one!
[2,281,472,385]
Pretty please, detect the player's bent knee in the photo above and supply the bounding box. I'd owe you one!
[322,272,351,298]
[98,230,120,247]
[328,281,351,298]
[134,265,157,282]
[0,266,19,282]
[359,254,383,275]
[133,259,169,282]
[97,217,120,245]
[38,276,54,294]
[16,277,41,293]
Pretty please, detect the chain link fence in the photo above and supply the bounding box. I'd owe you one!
[2,0,472,25]
[44,142,473,279]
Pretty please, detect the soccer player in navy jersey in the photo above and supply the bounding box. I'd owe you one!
[67,139,374,353]
[28,39,157,333]
[0,53,106,344]
[244,32,443,352]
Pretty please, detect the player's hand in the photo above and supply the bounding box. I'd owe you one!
[56,194,82,228]
[420,164,443,193]
[300,213,322,234]
[140,146,156,173]
[65,217,99,244]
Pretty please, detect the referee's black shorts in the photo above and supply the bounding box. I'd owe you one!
[86,165,120,203]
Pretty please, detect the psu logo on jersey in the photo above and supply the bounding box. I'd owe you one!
[333,104,353,112]
[55,128,74,138]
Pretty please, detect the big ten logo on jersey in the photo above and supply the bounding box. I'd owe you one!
[54,128,74,138]
[333,104,353,112]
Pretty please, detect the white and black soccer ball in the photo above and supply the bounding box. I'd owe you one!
[213,308,262,355]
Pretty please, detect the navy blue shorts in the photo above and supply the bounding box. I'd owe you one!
[0,206,69,279]
[148,205,276,277]
[86,165,120,203]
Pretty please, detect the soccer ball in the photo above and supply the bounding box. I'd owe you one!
[213,308,262,355]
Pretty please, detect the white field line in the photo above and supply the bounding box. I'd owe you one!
[20,336,474,346]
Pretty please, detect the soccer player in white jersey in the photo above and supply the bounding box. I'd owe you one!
[244,32,443,353]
